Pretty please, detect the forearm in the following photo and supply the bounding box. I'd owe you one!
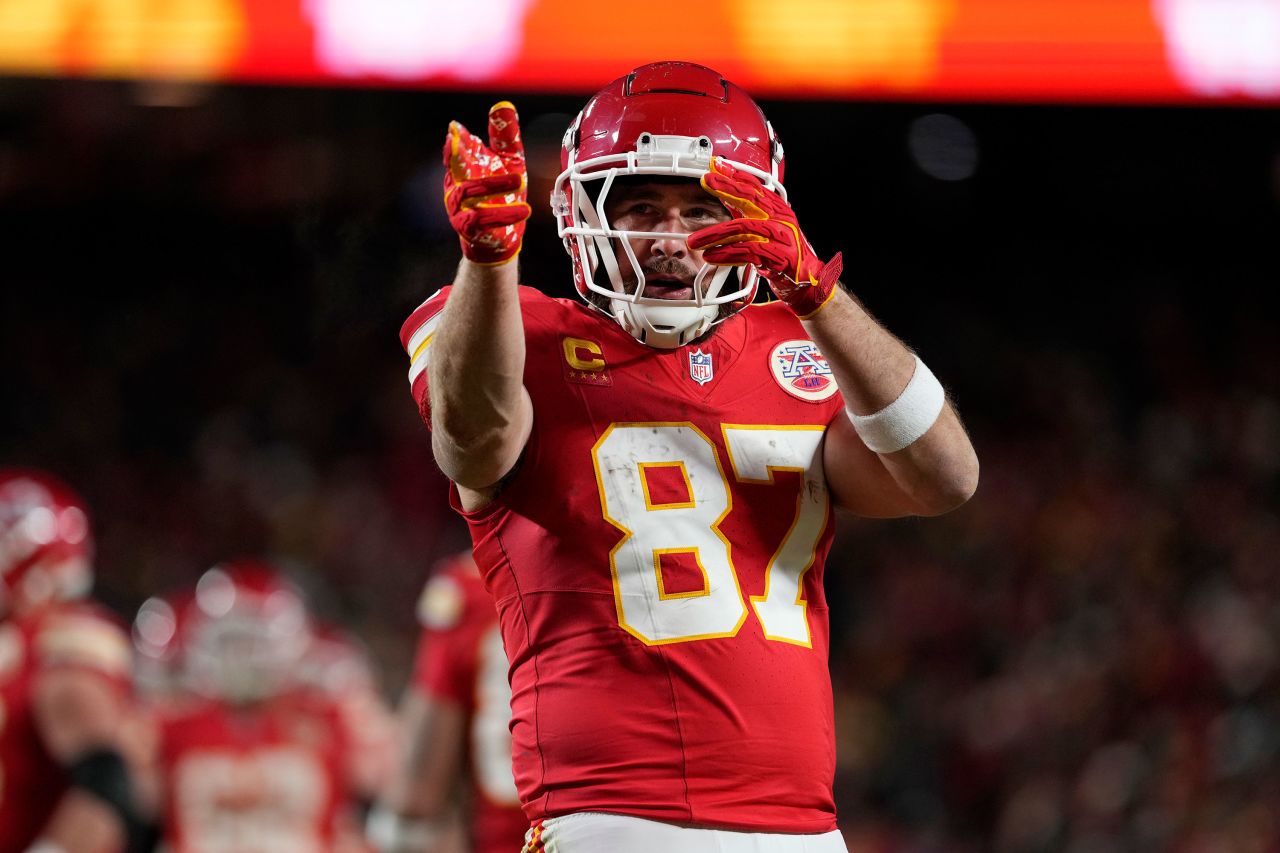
[367,692,463,853]
[804,288,979,513]
[427,258,532,488]
[35,791,126,853]
[802,288,916,412]
[31,663,153,853]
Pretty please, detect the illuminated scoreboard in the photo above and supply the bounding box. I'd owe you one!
[0,0,1278,103]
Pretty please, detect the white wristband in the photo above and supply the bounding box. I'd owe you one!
[366,805,444,853]
[847,355,946,453]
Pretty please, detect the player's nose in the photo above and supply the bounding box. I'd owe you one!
[650,209,688,258]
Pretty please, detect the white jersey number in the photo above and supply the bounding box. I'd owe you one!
[173,747,327,852]
[472,624,520,806]
[592,423,828,647]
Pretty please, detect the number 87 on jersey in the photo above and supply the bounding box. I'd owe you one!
[592,421,829,647]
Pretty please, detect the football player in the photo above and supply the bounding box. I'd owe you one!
[298,621,398,813]
[0,468,150,853]
[367,551,526,853]
[400,61,980,850]
[135,560,376,853]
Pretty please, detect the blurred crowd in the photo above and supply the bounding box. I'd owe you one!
[2,79,1279,850]
[830,307,1280,850]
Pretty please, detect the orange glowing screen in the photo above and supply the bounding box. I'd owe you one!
[1,0,1277,104]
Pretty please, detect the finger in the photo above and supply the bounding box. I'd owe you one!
[470,201,533,230]
[707,156,792,220]
[700,173,768,221]
[451,207,518,239]
[703,242,792,269]
[688,219,775,251]
[455,173,525,204]
[488,101,526,173]
[708,156,739,181]
[687,228,764,253]
[701,245,763,266]
[708,156,767,191]
[702,168,762,199]
[444,120,483,179]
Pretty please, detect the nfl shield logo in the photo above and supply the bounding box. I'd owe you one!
[688,349,714,386]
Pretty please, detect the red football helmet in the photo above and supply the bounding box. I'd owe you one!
[0,468,94,617]
[176,559,313,704]
[552,60,786,349]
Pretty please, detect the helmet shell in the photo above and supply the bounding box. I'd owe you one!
[0,468,93,615]
[178,559,313,703]
[563,61,783,181]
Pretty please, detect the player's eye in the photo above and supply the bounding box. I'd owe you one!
[686,206,727,222]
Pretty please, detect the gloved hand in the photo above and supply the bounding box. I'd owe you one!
[442,101,531,265]
[688,157,843,318]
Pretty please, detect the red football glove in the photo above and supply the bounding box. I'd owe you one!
[688,157,843,318]
[442,101,532,266]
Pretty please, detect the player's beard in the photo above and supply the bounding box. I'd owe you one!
[585,258,737,345]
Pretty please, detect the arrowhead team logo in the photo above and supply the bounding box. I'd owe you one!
[688,349,714,386]
[769,340,838,402]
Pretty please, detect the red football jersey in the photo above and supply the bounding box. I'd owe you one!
[0,603,132,853]
[412,559,528,853]
[401,288,845,832]
[156,692,351,853]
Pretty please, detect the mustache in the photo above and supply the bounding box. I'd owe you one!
[642,257,696,280]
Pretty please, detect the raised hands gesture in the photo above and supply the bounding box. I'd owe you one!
[442,101,532,266]
[689,158,843,318]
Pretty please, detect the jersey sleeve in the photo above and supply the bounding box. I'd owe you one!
[33,606,132,686]
[399,285,569,430]
[409,573,478,708]
[399,286,453,425]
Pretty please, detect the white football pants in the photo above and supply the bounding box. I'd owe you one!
[523,812,849,853]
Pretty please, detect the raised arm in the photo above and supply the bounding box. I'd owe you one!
[428,103,534,503]
[29,617,153,853]
[690,158,979,517]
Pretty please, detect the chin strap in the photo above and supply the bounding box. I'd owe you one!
[614,300,718,350]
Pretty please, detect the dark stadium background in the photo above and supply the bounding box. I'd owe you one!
[2,78,1279,848]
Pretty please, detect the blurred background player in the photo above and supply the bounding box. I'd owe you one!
[298,619,398,808]
[368,551,526,853]
[0,468,149,853]
[132,559,389,853]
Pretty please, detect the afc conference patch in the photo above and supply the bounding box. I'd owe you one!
[769,339,838,402]
[688,348,714,386]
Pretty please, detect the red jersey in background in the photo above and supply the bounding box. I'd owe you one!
[155,691,353,853]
